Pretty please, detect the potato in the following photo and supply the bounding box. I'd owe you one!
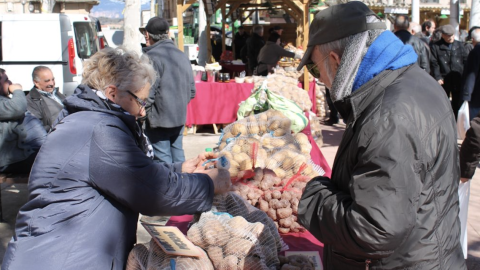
[268,120,281,131]
[220,255,239,270]
[253,167,264,182]
[274,128,287,137]
[251,222,265,238]
[231,123,247,136]
[249,125,260,135]
[267,208,277,220]
[279,216,294,228]
[282,157,295,170]
[258,198,269,212]
[264,191,272,201]
[228,167,239,178]
[187,226,204,247]
[281,191,292,201]
[231,144,242,154]
[224,238,255,256]
[258,113,268,122]
[206,246,224,267]
[273,168,286,179]
[233,152,250,164]
[259,177,275,191]
[271,190,282,200]
[288,254,314,268]
[277,207,293,219]
[240,159,253,171]
[278,227,291,234]
[203,219,229,246]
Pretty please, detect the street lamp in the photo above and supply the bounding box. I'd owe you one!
[21,0,26,13]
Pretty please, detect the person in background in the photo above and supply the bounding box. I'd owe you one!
[430,24,468,119]
[211,31,223,62]
[256,33,297,76]
[1,47,231,270]
[142,17,195,163]
[462,28,480,119]
[0,69,46,174]
[296,2,465,269]
[394,15,430,73]
[421,20,436,44]
[464,26,480,53]
[234,26,249,61]
[26,66,66,132]
[245,25,265,75]
[409,22,422,37]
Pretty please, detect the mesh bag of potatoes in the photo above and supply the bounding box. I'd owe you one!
[308,114,323,149]
[125,239,214,270]
[252,75,312,112]
[187,210,280,270]
[218,109,291,151]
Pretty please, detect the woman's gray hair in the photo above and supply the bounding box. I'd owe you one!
[148,32,170,42]
[82,47,156,95]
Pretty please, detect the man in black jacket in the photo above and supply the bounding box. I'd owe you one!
[245,25,265,75]
[142,17,195,163]
[394,15,430,73]
[26,66,66,132]
[234,26,249,61]
[430,24,468,119]
[296,2,465,269]
[462,28,480,119]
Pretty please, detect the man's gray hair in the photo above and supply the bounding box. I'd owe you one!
[411,23,422,35]
[32,66,52,82]
[253,25,263,35]
[148,32,170,42]
[472,29,480,43]
[81,47,156,95]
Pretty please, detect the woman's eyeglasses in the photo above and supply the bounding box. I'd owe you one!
[127,90,147,109]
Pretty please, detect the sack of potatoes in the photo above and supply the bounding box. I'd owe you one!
[125,239,214,270]
[187,211,280,270]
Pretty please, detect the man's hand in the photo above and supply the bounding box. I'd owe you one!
[438,79,444,85]
[8,83,22,94]
[181,152,219,173]
[204,168,231,194]
[460,177,470,183]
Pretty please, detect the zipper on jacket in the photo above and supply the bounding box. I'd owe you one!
[365,259,371,270]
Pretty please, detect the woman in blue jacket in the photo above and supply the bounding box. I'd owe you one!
[2,47,231,270]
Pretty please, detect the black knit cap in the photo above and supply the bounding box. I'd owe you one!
[297,1,386,71]
[145,17,170,35]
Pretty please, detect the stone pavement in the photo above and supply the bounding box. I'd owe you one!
[1,124,479,268]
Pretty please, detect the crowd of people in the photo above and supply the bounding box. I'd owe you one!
[0,3,480,269]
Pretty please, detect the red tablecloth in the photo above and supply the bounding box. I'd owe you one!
[166,215,324,260]
[186,81,254,126]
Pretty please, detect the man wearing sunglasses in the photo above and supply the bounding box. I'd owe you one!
[141,17,196,164]
[297,2,465,270]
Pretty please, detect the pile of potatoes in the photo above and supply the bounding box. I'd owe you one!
[187,212,279,270]
[253,76,313,111]
[233,167,310,234]
[125,239,214,270]
[275,68,304,81]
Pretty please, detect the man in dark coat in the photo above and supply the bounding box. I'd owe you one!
[296,2,466,269]
[0,69,46,174]
[394,15,430,73]
[26,66,66,132]
[462,28,480,120]
[142,17,195,163]
[430,24,468,119]
[245,25,265,75]
[234,26,249,61]
[460,109,480,182]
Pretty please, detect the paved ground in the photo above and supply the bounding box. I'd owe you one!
[1,123,479,268]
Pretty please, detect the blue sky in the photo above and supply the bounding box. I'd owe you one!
[90,0,150,18]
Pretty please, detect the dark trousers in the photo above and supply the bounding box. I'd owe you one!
[443,75,463,120]
[325,88,339,122]
[0,152,37,174]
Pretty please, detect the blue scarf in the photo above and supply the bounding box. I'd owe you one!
[352,31,417,92]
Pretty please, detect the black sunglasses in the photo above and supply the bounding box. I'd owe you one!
[306,63,320,79]
[127,90,147,108]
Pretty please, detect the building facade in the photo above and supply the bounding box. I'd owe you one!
[0,0,99,15]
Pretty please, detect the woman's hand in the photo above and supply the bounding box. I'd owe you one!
[181,152,219,173]
[204,168,231,194]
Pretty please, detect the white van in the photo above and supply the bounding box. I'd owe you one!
[0,13,101,96]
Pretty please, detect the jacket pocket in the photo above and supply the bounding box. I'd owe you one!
[331,251,369,270]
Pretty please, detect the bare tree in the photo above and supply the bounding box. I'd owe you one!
[123,0,142,55]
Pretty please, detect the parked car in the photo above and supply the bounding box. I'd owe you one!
[0,13,101,96]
